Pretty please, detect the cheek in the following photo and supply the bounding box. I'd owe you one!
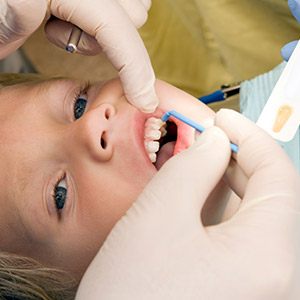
[72,136,155,243]
[75,169,143,241]
[113,150,155,187]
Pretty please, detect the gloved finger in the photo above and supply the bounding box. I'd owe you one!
[140,0,152,10]
[49,0,158,113]
[45,1,151,51]
[215,109,300,209]
[223,158,248,198]
[0,0,47,58]
[116,0,151,28]
[288,0,300,22]
[138,126,231,228]
[281,40,298,61]
[44,18,102,56]
[0,38,25,59]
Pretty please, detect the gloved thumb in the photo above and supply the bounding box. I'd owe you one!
[0,0,47,58]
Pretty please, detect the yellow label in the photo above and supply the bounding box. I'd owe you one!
[272,105,293,133]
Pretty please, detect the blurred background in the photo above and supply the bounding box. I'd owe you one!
[3,0,300,111]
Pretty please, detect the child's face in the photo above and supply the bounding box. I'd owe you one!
[0,78,214,278]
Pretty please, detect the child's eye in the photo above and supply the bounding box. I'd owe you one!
[54,178,67,211]
[74,96,87,120]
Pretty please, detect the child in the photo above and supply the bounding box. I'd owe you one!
[0,73,239,286]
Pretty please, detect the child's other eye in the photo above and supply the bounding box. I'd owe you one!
[54,178,67,211]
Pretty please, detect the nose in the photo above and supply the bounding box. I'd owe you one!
[72,103,116,162]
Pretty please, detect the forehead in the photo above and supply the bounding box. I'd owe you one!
[0,77,81,174]
[0,78,74,249]
[0,81,48,198]
[0,79,70,190]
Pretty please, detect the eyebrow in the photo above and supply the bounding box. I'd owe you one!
[30,79,82,123]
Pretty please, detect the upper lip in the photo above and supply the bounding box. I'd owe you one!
[132,108,165,169]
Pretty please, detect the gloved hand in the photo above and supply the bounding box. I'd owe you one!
[76,109,300,300]
[281,0,300,61]
[0,0,47,59]
[0,0,158,113]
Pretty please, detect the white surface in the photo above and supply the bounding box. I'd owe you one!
[257,40,300,142]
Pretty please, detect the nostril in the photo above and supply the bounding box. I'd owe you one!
[100,132,107,149]
[105,107,112,120]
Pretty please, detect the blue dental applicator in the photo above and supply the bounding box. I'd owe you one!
[161,110,238,153]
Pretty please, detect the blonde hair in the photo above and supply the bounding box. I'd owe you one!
[0,252,77,300]
[0,73,47,88]
[0,73,78,299]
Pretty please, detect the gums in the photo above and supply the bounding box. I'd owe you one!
[154,117,195,169]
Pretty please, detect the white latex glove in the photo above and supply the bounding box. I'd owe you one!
[0,0,158,113]
[76,109,300,300]
[0,0,47,59]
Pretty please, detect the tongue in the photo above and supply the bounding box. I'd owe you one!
[155,141,175,170]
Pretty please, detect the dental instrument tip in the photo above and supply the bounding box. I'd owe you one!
[162,110,205,132]
[161,112,172,122]
[161,110,238,153]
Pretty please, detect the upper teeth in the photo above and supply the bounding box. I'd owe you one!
[144,117,166,163]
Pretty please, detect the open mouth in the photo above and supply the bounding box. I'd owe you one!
[154,121,177,169]
[144,116,195,170]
